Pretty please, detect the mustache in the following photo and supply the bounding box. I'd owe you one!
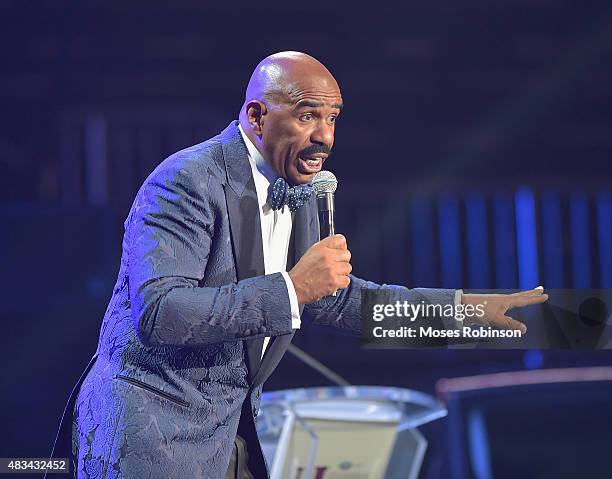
[298,144,331,157]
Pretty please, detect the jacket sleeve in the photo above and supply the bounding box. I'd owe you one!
[303,274,459,334]
[126,166,293,347]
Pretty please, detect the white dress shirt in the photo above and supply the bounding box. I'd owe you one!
[238,125,301,356]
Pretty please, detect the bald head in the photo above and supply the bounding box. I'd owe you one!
[239,51,343,186]
[241,51,340,113]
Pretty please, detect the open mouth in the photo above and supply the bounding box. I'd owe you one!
[297,155,325,174]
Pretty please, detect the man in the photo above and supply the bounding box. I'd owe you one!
[58,52,547,478]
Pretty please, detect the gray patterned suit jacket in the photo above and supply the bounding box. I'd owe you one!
[62,121,456,479]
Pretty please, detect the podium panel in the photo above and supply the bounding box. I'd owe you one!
[257,386,447,479]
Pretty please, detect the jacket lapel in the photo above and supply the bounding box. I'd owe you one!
[220,121,265,384]
[293,194,319,262]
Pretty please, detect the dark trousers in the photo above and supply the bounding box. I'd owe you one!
[225,435,255,479]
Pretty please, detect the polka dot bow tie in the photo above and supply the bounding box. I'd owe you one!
[268,177,313,212]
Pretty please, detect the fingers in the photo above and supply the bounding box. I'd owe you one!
[513,286,545,297]
[500,315,527,334]
[335,254,352,289]
[510,293,549,308]
[336,275,351,289]
[294,234,352,303]
[335,249,351,262]
[337,262,352,275]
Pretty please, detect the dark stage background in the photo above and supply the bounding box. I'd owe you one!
[1,1,611,478]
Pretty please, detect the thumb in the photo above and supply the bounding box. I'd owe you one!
[322,234,347,249]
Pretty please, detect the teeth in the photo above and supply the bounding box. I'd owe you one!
[306,159,321,165]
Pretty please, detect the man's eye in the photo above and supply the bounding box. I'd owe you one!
[329,115,337,123]
[299,113,314,121]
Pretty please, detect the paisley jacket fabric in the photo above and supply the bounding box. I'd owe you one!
[63,121,456,478]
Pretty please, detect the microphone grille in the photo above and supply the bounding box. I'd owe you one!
[311,170,338,196]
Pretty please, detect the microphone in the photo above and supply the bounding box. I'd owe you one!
[312,171,339,297]
[312,170,338,239]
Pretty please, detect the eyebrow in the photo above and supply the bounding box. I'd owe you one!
[295,100,343,111]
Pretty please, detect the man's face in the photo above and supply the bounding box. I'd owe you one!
[259,78,342,186]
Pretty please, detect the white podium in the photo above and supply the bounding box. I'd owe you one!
[256,386,447,479]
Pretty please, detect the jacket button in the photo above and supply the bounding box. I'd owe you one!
[259,326,267,334]
[243,328,251,336]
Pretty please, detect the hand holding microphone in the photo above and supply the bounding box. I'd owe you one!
[288,171,351,305]
[288,234,352,305]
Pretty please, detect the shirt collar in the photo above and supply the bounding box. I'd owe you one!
[238,124,278,184]
[238,123,279,211]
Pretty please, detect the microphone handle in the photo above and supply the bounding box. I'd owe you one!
[317,193,335,238]
[317,193,337,296]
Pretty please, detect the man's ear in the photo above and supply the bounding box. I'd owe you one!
[245,100,267,136]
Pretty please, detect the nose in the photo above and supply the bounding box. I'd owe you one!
[310,119,334,149]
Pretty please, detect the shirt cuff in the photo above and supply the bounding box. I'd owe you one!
[454,289,463,307]
[281,271,301,329]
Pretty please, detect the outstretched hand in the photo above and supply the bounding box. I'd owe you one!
[461,286,548,333]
